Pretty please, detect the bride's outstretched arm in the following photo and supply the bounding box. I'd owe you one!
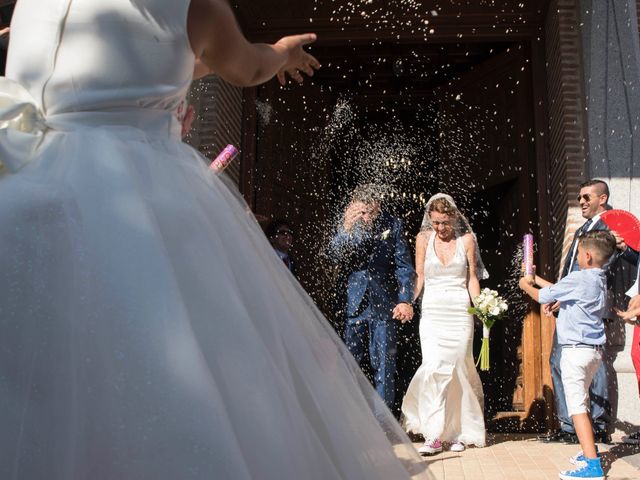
[188,0,320,85]
[463,234,481,299]
[413,232,427,302]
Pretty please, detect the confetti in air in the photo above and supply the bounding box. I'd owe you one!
[255,99,274,126]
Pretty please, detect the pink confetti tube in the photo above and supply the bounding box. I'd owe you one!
[523,233,534,275]
[209,144,239,174]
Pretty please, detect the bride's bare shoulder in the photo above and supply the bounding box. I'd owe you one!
[461,232,475,249]
[416,230,431,245]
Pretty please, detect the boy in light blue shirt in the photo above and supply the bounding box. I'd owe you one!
[519,230,616,480]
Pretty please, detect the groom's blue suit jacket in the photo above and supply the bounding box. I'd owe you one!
[329,212,415,318]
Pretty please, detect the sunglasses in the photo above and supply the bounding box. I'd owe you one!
[576,194,592,202]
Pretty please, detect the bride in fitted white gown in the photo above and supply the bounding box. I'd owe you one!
[0,1,432,479]
[402,194,486,453]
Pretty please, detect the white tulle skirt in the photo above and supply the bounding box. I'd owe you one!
[0,115,432,480]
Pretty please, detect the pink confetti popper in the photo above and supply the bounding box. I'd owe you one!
[210,145,239,174]
[523,233,534,275]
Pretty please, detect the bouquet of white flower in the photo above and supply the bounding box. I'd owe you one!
[468,288,508,371]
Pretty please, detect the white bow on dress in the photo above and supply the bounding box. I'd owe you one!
[0,77,47,175]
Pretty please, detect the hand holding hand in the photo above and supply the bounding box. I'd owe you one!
[392,303,414,323]
[274,33,321,86]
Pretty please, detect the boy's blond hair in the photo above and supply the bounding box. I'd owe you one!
[578,230,616,265]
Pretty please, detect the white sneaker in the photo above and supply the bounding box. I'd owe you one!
[449,442,465,452]
[418,439,443,455]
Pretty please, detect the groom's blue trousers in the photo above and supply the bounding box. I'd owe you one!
[344,302,398,410]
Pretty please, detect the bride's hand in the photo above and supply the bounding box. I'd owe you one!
[274,34,321,85]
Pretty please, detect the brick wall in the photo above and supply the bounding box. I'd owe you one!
[544,0,587,278]
[185,76,243,185]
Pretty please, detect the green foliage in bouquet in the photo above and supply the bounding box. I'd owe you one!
[468,288,508,371]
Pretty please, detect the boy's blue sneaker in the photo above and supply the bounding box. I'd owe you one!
[559,457,604,480]
[569,446,600,465]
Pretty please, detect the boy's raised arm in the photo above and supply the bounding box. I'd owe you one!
[534,274,553,288]
[518,274,540,302]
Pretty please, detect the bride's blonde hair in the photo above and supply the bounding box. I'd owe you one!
[428,197,458,218]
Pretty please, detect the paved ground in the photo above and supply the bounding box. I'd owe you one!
[415,434,640,480]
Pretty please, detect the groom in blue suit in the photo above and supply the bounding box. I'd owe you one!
[329,184,415,410]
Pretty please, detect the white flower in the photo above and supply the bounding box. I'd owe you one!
[472,290,508,319]
[380,229,391,240]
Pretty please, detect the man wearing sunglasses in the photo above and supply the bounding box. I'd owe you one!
[543,179,638,445]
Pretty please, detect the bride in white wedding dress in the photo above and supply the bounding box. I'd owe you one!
[0,1,432,478]
[402,193,486,455]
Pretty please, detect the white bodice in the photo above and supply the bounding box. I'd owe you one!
[7,0,194,116]
[424,233,469,291]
